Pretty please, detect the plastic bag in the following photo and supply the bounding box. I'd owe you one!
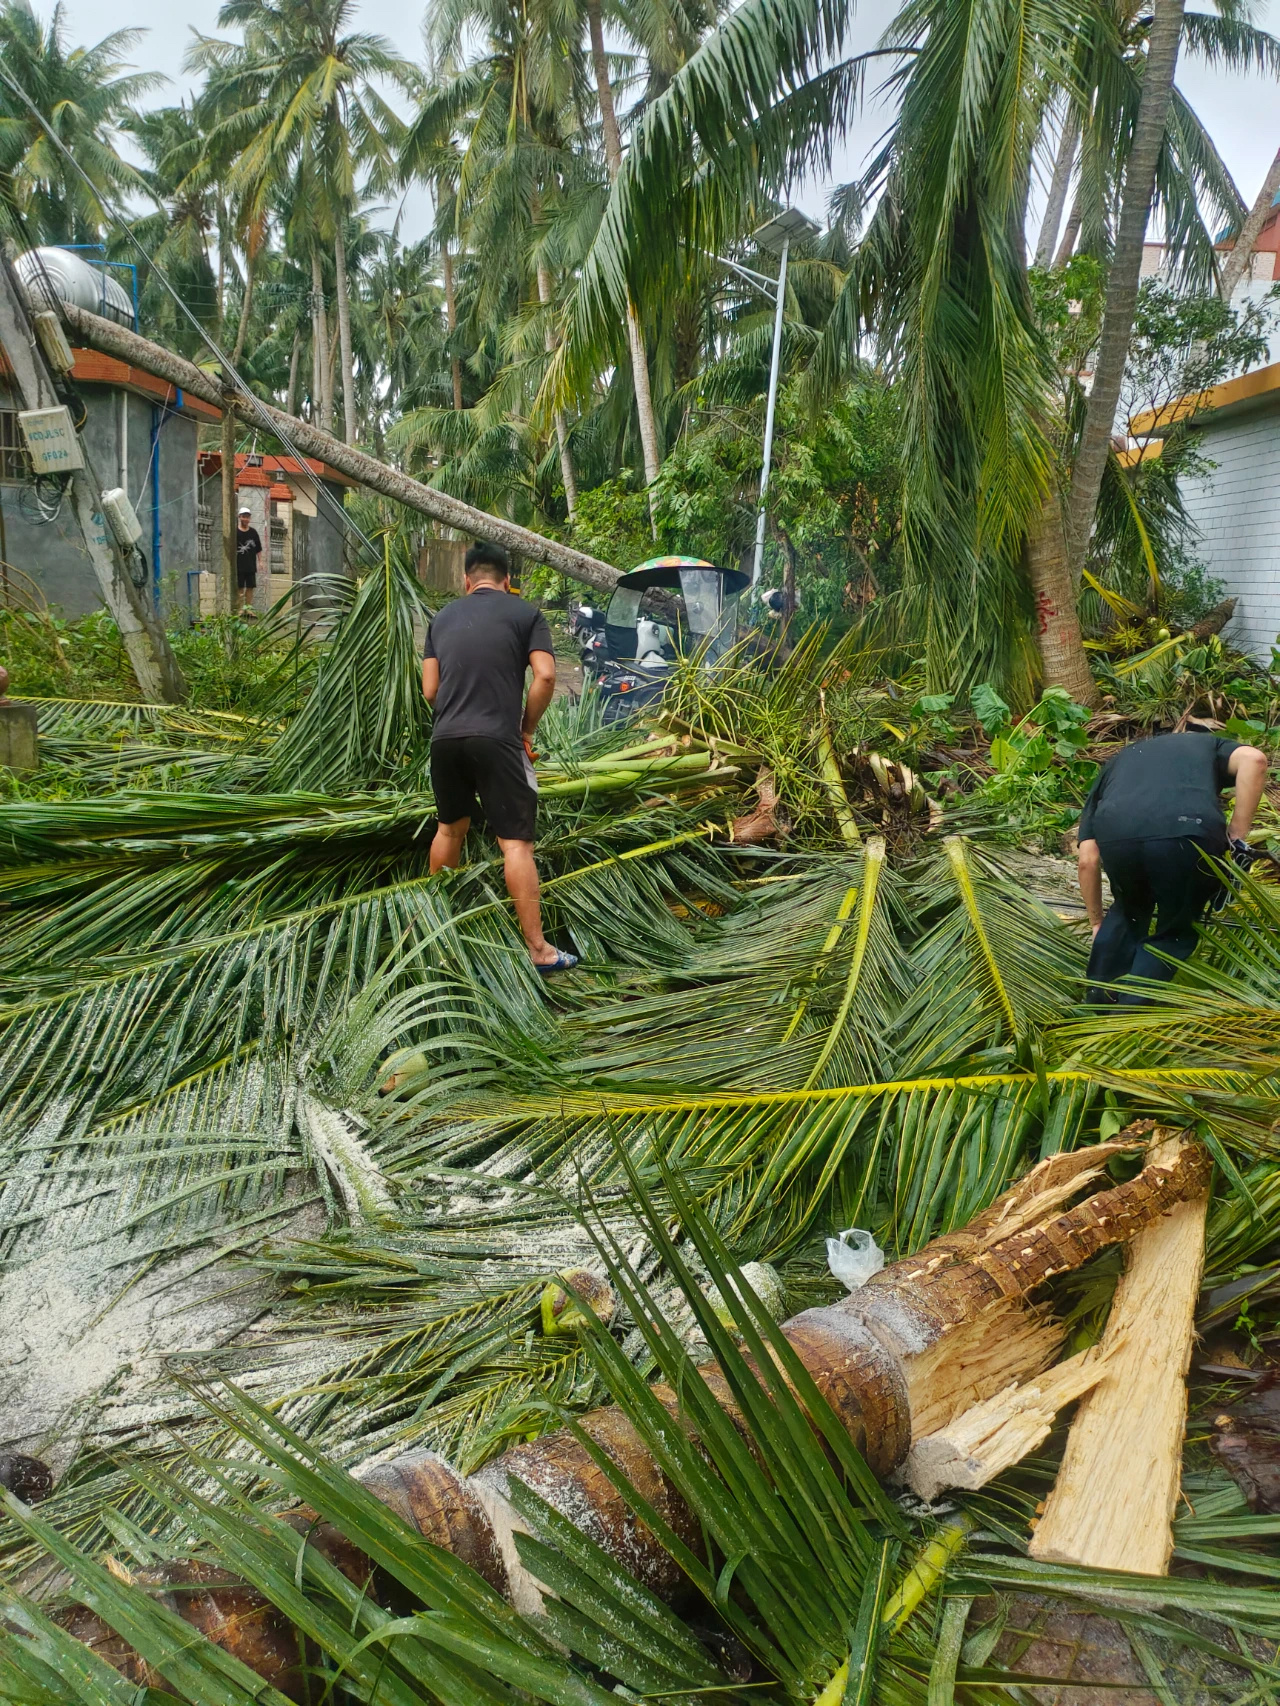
[826,1227,884,1291]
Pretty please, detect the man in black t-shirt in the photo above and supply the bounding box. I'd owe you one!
[422,540,577,973]
[235,507,262,613]
[1078,731,1268,1003]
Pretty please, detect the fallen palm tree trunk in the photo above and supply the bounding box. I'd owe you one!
[54,301,621,597]
[58,1131,1210,1692]
[1029,1130,1210,1573]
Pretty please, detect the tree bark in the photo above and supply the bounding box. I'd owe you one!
[334,228,357,445]
[1065,0,1188,571]
[1026,485,1098,703]
[231,250,256,366]
[1054,194,1082,266]
[285,328,302,418]
[589,0,662,494]
[442,243,463,411]
[1218,143,1280,302]
[61,1132,1211,1684]
[310,247,333,434]
[59,300,622,594]
[1035,111,1079,268]
[536,260,579,516]
[1030,1131,1208,1574]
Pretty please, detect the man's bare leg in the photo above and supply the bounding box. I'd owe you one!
[498,836,558,965]
[430,817,470,874]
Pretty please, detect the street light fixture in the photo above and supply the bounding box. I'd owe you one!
[745,207,820,589]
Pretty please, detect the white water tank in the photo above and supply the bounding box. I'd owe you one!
[14,247,133,327]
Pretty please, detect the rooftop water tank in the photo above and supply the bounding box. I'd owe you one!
[13,247,134,327]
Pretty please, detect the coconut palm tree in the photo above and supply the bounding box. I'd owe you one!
[187,0,415,445]
[406,0,594,513]
[0,0,159,244]
[118,103,221,352]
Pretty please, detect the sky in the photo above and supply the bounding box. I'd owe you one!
[55,0,1280,246]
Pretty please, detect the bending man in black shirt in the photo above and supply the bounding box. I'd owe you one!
[1077,731,1268,1004]
[421,541,577,973]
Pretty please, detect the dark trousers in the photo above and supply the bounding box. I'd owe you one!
[1086,834,1224,1006]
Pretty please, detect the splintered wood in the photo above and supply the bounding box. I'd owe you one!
[906,1346,1109,1502]
[1028,1132,1209,1575]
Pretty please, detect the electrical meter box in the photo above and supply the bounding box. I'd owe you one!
[18,406,84,474]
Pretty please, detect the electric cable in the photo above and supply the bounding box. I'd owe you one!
[0,61,378,560]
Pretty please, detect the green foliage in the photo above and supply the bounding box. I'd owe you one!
[569,378,902,626]
[1097,632,1280,734]
[954,688,1098,843]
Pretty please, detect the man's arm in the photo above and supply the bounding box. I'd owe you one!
[1077,837,1104,937]
[521,650,556,755]
[1227,745,1269,841]
[422,657,440,706]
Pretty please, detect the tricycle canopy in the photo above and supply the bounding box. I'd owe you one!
[602,557,748,667]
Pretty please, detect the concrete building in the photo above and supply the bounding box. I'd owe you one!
[195,451,355,616]
[0,345,216,620]
[1,350,351,624]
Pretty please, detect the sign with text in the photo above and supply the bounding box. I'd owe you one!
[18,405,85,474]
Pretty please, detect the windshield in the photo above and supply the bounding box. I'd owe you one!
[681,567,738,659]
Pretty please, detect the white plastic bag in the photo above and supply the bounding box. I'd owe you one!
[826,1227,884,1291]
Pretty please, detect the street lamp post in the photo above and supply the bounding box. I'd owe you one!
[747,207,820,589]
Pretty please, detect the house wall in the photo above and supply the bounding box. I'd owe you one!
[0,380,200,621]
[1179,406,1280,665]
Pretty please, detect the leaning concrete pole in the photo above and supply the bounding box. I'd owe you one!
[0,252,186,702]
[57,301,622,598]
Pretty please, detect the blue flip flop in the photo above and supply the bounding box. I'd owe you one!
[535,948,579,974]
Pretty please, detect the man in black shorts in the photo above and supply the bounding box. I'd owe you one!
[1078,730,1268,1004]
[422,540,577,973]
[235,506,262,613]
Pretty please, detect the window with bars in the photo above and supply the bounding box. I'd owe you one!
[0,409,31,484]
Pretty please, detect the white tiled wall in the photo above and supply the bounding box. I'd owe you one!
[1180,408,1280,664]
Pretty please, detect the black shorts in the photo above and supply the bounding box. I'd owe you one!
[236,565,257,589]
[431,736,538,841]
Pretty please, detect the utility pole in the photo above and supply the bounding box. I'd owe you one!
[0,249,184,702]
[220,386,237,616]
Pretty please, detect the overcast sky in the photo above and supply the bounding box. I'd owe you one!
[57,0,1280,245]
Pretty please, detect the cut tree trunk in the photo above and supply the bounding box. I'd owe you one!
[1189,595,1237,640]
[1029,1131,1209,1574]
[1064,0,1189,572]
[588,0,662,499]
[905,1346,1109,1502]
[58,300,621,595]
[1025,485,1098,704]
[63,1132,1212,1686]
[1218,143,1280,302]
[1035,111,1080,268]
[334,230,357,446]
